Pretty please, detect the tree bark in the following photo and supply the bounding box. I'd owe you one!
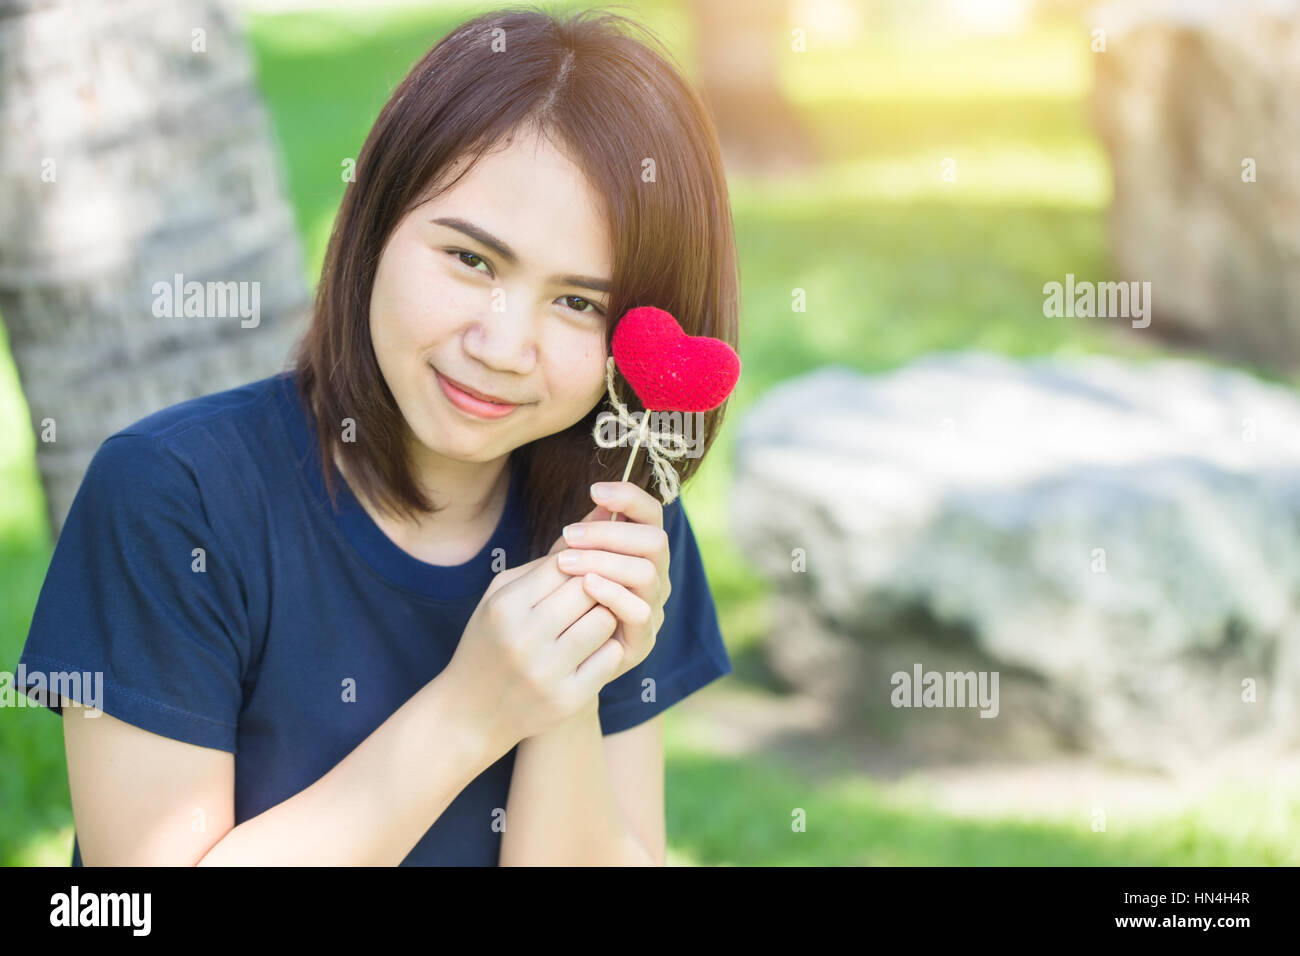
[0,0,310,536]
[689,0,819,178]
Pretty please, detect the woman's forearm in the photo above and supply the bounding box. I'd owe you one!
[196,668,512,866]
[499,702,656,866]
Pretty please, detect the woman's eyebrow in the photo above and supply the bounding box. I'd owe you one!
[431,216,612,293]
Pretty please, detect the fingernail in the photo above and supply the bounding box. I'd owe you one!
[591,482,612,498]
[563,523,585,541]
[557,550,579,570]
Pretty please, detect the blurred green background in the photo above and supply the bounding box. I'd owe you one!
[3,0,1298,865]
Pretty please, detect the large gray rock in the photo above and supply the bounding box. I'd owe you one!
[1089,0,1300,371]
[732,352,1300,772]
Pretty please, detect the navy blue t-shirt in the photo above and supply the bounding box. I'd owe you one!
[15,370,732,865]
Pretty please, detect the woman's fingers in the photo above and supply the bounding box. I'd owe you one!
[495,550,576,610]
[562,518,667,560]
[529,573,602,637]
[555,601,619,669]
[579,574,658,678]
[496,502,624,610]
[547,502,613,555]
[554,549,660,600]
[590,481,662,527]
[570,631,625,697]
[580,573,654,631]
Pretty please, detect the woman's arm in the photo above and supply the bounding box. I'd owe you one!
[498,699,661,866]
[496,482,674,866]
[62,667,514,866]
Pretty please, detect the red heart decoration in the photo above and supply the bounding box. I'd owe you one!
[611,306,741,413]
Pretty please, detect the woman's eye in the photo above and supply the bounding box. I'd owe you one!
[561,295,606,317]
[448,251,602,317]
[451,250,491,274]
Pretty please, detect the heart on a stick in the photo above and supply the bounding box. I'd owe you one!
[611,306,740,413]
[593,306,741,516]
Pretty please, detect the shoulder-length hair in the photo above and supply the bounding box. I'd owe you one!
[292,3,741,561]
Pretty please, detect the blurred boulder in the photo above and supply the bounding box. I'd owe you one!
[732,352,1300,771]
[1089,0,1300,371]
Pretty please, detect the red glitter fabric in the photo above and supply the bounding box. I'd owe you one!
[610,306,741,412]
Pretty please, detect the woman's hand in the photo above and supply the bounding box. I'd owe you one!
[441,531,626,750]
[549,481,671,684]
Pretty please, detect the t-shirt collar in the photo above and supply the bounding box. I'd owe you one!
[272,371,526,602]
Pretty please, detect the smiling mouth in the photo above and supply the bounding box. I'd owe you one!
[438,371,516,404]
[433,367,525,420]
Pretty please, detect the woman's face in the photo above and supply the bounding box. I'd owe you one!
[368,128,613,471]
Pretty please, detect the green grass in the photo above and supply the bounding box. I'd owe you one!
[3,1,1297,866]
[663,744,1300,866]
[0,314,64,866]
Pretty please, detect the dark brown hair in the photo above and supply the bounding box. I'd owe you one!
[292,3,740,561]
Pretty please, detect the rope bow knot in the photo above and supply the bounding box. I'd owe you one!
[592,355,689,509]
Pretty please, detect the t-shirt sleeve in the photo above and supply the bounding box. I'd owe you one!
[596,495,733,735]
[13,432,251,753]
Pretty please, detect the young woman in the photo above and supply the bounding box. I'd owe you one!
[17,5,740,866]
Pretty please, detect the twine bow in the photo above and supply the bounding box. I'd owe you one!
[592,355,689,516]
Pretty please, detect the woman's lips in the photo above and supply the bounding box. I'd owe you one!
[434,368,520,419]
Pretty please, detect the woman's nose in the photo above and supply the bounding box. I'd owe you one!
[462,304,537,374]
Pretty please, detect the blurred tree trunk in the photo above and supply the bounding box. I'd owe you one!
[0,0,309,536]
[1088,0,1300,372]
[690,0,820,177]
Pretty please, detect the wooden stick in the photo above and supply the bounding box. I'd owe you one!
[609,412,651,522]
